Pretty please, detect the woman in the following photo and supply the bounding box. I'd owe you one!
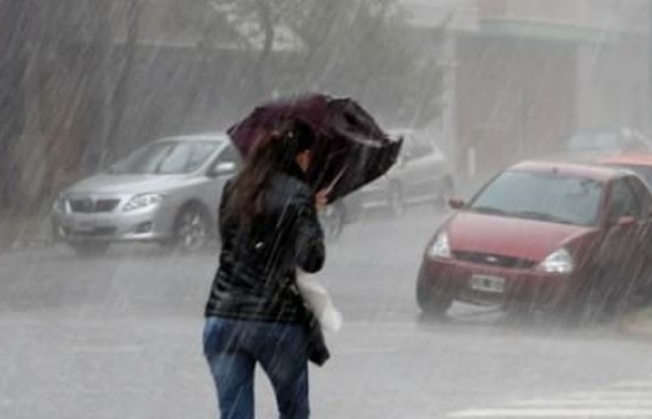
[203,120,327,419]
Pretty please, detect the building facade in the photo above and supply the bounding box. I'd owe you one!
[402,0,651,188]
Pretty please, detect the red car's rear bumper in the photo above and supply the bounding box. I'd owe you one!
[418,256,582,310]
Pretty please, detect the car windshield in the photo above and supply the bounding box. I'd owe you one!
[567,133,620,152]
[468,171,604,226]
[108,140,221,175]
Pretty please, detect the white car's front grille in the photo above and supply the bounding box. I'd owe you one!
[69,198,120,213]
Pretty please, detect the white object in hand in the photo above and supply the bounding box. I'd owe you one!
[296,276,343,332]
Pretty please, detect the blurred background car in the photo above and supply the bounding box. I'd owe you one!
[416,160,652,319]
[350,128,455,217]
[317,191,366,242]
[562,126,652,161]
[51,133,240,255]
[318,200,348,242]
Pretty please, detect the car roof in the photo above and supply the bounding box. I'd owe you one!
[598,153,652,167]
[509,160,629,181]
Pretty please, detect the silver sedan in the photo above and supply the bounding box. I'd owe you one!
[51,133,240,255]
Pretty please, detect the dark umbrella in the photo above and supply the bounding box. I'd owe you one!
[227,93,403,202]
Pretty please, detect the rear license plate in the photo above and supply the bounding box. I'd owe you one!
[470,275,505,294]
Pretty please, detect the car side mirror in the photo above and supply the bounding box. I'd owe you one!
[209,161,237,177]
[448,198,465,210]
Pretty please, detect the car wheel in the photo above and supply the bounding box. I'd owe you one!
[435,177,455,211]
[68,242,110,257]
[171,204,211,253]
[388,183,404,217]
[416,277,452,316]
[319,203,345,242]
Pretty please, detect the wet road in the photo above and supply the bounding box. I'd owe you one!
[1,206,652,418]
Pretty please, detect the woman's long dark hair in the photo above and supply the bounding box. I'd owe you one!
[227,119,316,223]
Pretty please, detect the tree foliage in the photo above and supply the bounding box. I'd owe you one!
[161,0,443,126]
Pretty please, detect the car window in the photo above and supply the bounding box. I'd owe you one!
[219,145,241,163]
[609,179,641,219]
[157,143,216,174]
[109,141,221,175]
[210,144,242,168]
[468,171,604,226]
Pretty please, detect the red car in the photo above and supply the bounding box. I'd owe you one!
[416,160,652,318]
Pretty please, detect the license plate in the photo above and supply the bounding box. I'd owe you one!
[75,220,104,231]
[470,275,505,294]
[75,221,94,231]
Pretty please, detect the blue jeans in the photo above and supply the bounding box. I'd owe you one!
[203,316,309,419]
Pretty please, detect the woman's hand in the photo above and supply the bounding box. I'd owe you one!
[315,189,330,211]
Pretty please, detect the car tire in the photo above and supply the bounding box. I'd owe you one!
[169,204,212,253]
[416,276,453,316]
[319,202,345,242]
[388,183,404,217]
[68,242,110,257]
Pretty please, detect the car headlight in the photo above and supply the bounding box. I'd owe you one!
[123,193,163,212]
[537,248,574,274]
[427,231,452,259]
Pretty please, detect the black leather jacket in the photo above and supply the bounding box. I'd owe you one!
[204,165,326,323]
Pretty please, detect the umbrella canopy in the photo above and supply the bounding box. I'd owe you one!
[227,93,403,202]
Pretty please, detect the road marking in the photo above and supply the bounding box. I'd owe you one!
[449,408,652,417]
[512,400,652,407]
[448,381,652,418]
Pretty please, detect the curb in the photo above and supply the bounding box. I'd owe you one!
[620,307,652,340]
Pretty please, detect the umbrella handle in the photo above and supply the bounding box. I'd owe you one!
[324,165,348,195]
